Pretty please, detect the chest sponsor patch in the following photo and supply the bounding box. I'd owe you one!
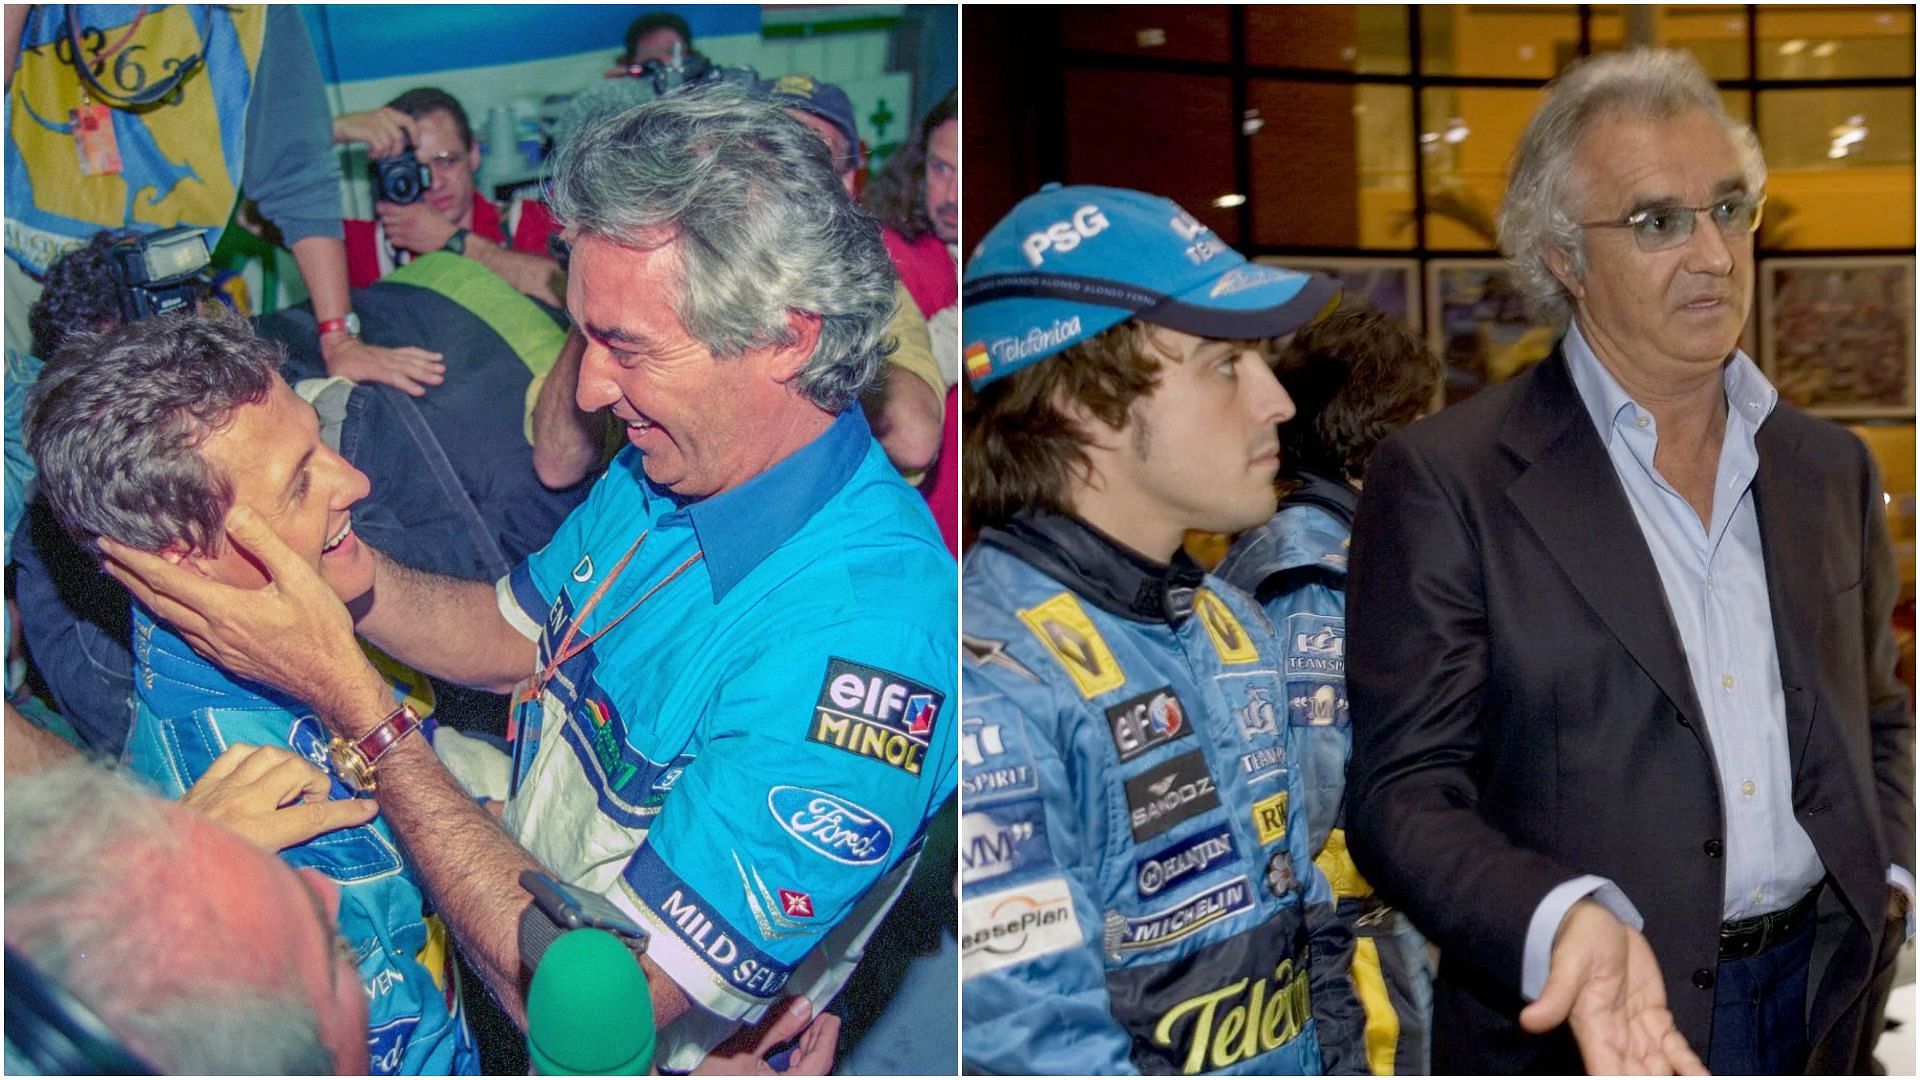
[1136,823,1236,898]
[1104,910,1312,1075]
[767,785,893,866]
[1103,875,1254,959]
[1195,589,1259,665]
[961,876,1082,979]
[807,658,943,777]
[1238,743,1287,787]
[1105,686,1192,763]
[366,1013,422,1076]
[623,845,794,1001]
[961,799,1053,887]
[1288,680,1349,728]
[1124,750,1221,843]
[1252,791,1289,845]
[1016,591,1125,699]
[1284,613,1345,678]
[961,714,1040,803]
[1235,684,1281,742]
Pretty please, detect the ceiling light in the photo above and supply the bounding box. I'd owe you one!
[1136,27,1166,48]
[1811,41,1839,58]
[1779,39,1806,56]
[1212,193,1247,209]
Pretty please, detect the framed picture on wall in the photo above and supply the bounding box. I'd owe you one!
[1424,259,1559,406]
[1761,257,1916,419]
[1256,257,1420,332]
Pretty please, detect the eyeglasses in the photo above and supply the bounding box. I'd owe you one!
[1579,194,1766,252]
[422,151,470,172]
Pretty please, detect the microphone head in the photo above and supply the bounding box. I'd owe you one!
[526,928,655,1075]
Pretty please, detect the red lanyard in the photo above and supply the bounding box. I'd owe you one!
[533,529,704,696]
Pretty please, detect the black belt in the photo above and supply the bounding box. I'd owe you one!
[1718,889,1817,961]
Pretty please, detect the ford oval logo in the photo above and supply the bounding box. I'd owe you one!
[767,785,893,866]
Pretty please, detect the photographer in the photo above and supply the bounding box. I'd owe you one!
[334,88,565,307]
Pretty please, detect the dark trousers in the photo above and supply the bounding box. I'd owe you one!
[1707,916,1815,1075]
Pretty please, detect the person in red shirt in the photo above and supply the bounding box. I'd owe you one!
[334,88,564,306]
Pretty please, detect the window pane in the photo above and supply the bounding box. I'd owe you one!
[1589,5,1750,80]
[1758,88,1915,249]
[1420,87,1546,250]
[1245,5,1409,74]
[1059,6,1231,64]
[1757,5,1914,80]
[1421,5,1579,78]
[1248,82,1413,249]
[1062,69,1238,242]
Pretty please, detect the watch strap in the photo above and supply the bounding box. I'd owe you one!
[317,311,360,337]
[353,703,422,766]
[444,228,470,255]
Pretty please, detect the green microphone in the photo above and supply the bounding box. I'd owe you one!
[525,928,655,1075]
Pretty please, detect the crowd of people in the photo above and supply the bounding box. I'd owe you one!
[5,6,959,1075]
[958,46,1911,1078]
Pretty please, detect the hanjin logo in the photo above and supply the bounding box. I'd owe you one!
[1136,824,1236,898]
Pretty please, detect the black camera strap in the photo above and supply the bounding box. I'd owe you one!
[63,4,215,109]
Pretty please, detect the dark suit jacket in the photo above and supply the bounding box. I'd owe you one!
[1344,346,1913,1073]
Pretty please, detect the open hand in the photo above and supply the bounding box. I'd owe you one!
[1519,900,1708,1075]
[182,743,377,851]
[98,507,386,727]
[692,995,841,1075]
[322,332,446,397]
[333,106,418,158]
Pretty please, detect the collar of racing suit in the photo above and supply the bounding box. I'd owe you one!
[977,510,1208,626]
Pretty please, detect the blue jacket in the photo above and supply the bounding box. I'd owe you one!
[1219,474,1434,1076]
[960,512,1364,1075]
[125,609,478,1076]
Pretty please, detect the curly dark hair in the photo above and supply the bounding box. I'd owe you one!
[28,229,140,359]
[861,88,955,240]
[1276,307,1441,484]
[25,308,281,555]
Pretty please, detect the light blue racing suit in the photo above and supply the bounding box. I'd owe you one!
[1218,472,1434,1076]
[961,512,1365,1075]
[124,608,478,1076]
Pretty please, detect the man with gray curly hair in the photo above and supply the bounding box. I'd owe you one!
[1345,47,1909,1074]
[99,83,957,1072]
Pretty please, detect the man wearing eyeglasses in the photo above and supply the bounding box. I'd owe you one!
[1344,48,1911,1076]
[335,88,564,307]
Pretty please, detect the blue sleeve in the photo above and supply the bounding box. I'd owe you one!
[499,451,637,638]
[241,6,342,244]
[617,619,955,1023]
[959,665,1139,1076]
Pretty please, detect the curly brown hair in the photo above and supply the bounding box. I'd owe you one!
[861,89,955,241]
[1276,307,1441,484]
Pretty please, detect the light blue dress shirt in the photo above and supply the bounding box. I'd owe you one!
[1523,320,1835,999]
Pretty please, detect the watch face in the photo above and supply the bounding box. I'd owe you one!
[328,738,376,793]
[343,311,362,336]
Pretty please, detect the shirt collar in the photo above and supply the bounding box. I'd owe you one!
[1564,317,1777,447]
[676,407,873,601]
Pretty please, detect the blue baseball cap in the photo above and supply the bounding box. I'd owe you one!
[963,184,1339,389]
[763,74,861,168]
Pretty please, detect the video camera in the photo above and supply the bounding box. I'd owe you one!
[370,138,432,205]
[620,43,759,98]
[108,227,211,323]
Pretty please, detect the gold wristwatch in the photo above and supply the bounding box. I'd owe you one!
[327,703,423,794]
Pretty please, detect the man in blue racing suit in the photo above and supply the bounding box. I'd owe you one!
[1216,308,1444,1076]
[26,311,477,1074]
[960,184,1365,1075]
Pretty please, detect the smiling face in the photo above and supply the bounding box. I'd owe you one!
[924,119,958,244]
[1078,324,1295,559]
[411,108,480,230]
[1555,107,1754,379]
[567,233,808,498]
[191,377,373,602]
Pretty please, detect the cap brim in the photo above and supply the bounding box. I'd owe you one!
[1141,266,1341,340]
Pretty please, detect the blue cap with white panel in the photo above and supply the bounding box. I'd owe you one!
[962,184,1339,389]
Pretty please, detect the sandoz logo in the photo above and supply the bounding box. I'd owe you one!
[1022,204,1110,266]
[768,786,893,866]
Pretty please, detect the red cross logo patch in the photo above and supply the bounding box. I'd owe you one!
[778,889,814,918]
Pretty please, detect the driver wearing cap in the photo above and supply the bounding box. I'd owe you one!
[958,184,1365,1075]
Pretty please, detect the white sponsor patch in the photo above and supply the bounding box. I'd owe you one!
[961,877,1082,979]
